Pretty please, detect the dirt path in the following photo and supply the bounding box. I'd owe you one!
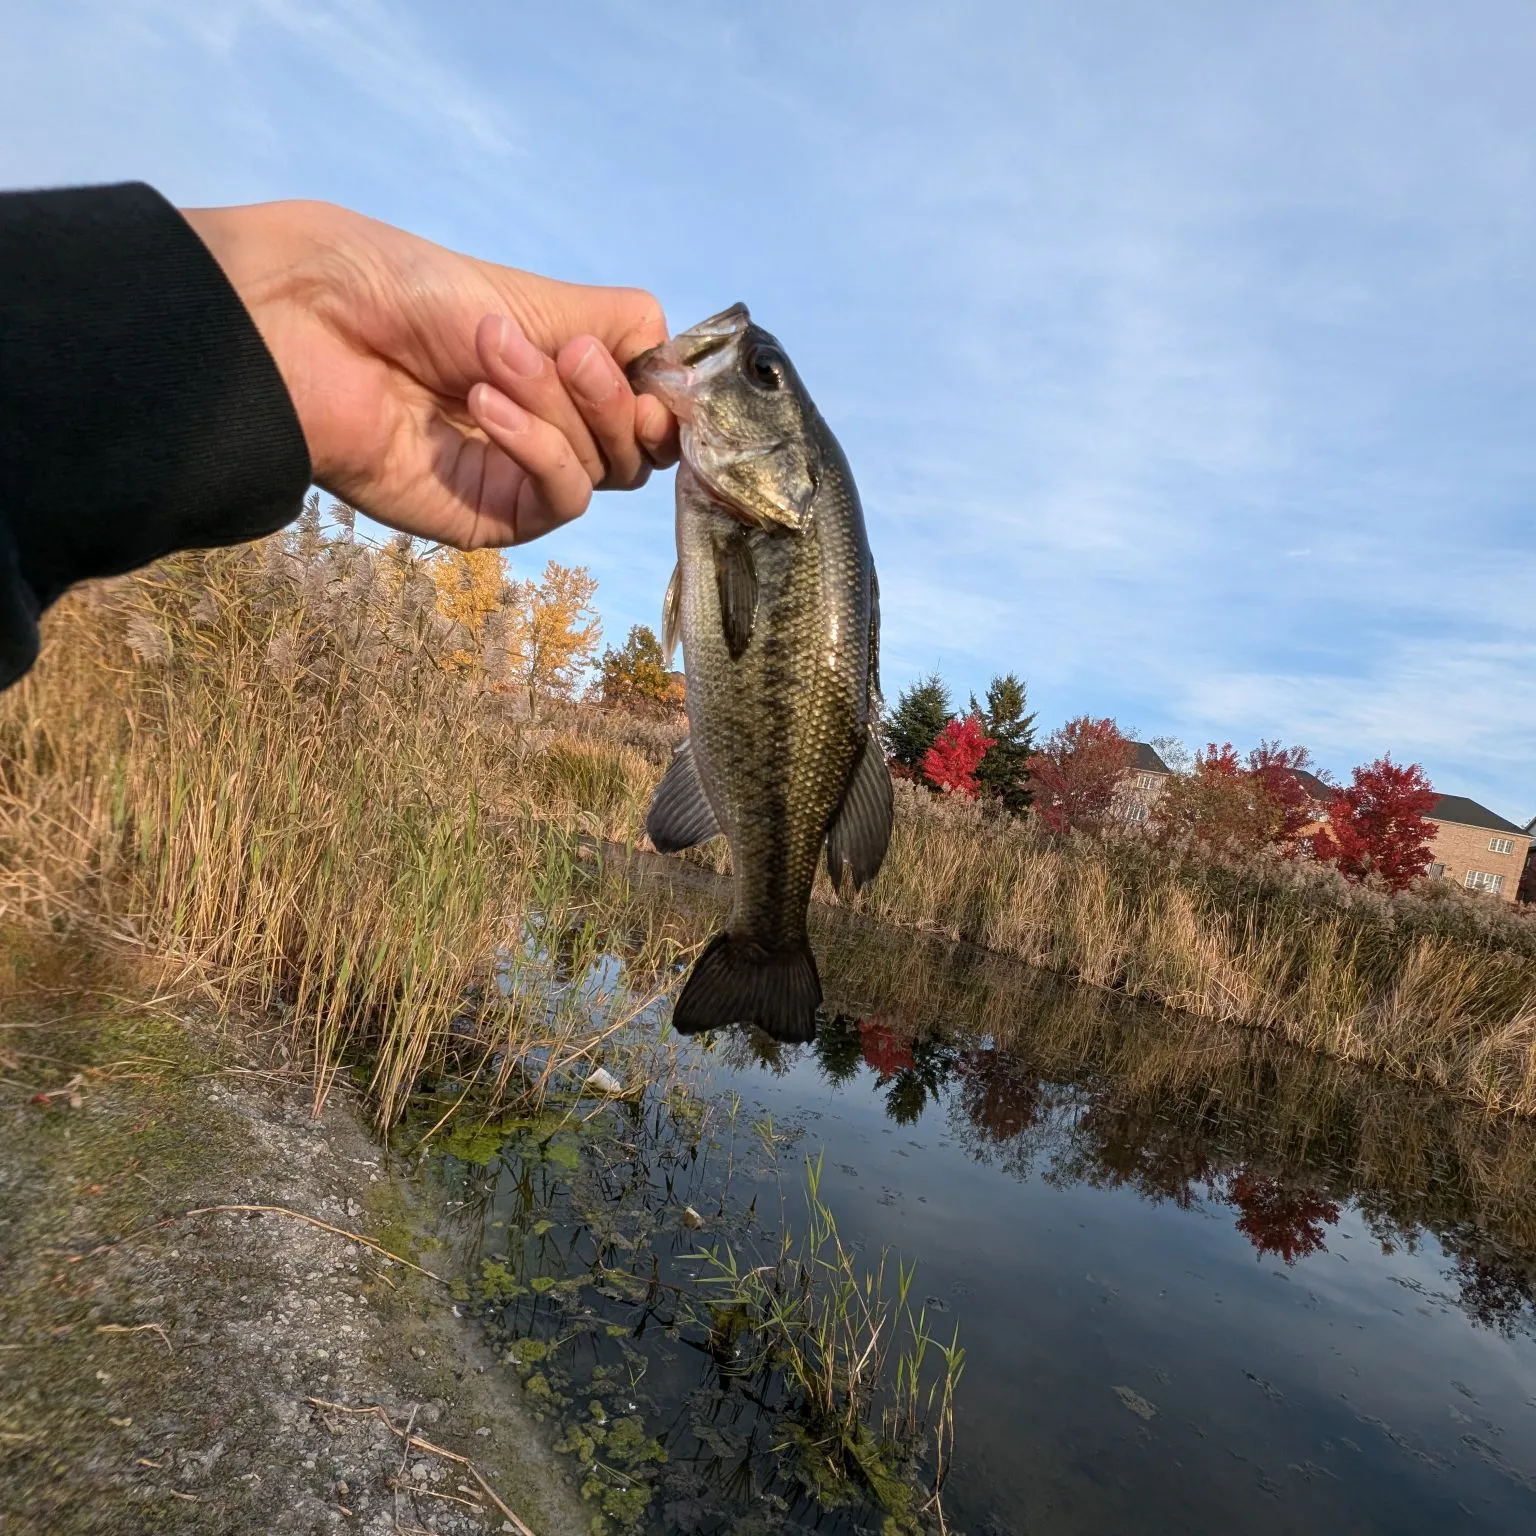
[0,998,586,1536]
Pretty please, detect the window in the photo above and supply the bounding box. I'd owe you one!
[1489,836,1514,856]
[1428,862,1446,879]
[1465,870,1505,895]
[1123,801,1149,824]
[1137,773,1160,791]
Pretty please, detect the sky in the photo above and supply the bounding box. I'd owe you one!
[3,1,1533,818]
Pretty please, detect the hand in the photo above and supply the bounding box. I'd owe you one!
[180,199,678,549]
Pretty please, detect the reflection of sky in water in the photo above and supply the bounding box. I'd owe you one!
[702,1043,1536,1535]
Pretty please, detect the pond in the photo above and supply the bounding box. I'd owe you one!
[416,867,1536,1535]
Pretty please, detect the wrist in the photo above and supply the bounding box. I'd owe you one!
[179,200,337,474]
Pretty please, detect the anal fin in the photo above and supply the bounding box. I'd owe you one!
[825,729,894,892]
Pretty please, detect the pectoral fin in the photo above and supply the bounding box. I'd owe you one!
[646,738,721,853]
[825,729,894,892]
[712,527,758,661]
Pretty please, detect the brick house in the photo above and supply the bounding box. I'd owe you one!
[1115,742,1173,825]
[1424,796,1531,903]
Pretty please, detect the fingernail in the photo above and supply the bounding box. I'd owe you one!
[496,317,545,379]
[475,384,530,434]
[569,341,618,404]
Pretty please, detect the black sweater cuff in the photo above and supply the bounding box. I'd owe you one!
[0,181,312,688]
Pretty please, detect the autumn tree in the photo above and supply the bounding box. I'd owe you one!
[598,625,682,715]
[971,673,1038,813]
[920,714,995,797]
[1024,716,1135,834]
[1248,741,1326,847]
[1152,740,1325,857]
[885,674,953,771]
[507,561,601,715]
[428,547,510,672]
[1313,755,1436,892]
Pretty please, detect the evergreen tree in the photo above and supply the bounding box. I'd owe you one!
[970,673,1038,813]
[885,673,954,769]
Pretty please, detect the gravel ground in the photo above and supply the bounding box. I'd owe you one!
[0,1000,586,1536]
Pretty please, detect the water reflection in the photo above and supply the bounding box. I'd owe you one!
[434,863,1536,1533]
[796,919,1536,1336]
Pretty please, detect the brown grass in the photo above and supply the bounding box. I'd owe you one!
[4,511,1534,1119]
[0,518,683,1124]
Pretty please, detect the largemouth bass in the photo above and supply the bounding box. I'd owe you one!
[627,304,892,1042]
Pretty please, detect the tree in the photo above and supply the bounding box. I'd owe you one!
[509,561,601,715]
[1024,717,1136,834]
[971,673,1038,813]
[428,547,510,672]
[1247,741,1326,848]
[598,625,682,715]
[921,715,995,798]
[1312,755,1436,892]
[1152,739,1325,857]
[1151,740,1322,856]
[885,673,953,770]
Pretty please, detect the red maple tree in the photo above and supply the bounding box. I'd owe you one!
[1312,755,1436,892]
[1024,716,1136,834]
[920,715,995,798]
[1154,739,1324,856]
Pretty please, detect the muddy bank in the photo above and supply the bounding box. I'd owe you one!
[0,1000,585,1536]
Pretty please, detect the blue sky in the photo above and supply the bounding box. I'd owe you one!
[4,2,1533,818]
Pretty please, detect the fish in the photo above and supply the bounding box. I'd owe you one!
[626,304,892,1043]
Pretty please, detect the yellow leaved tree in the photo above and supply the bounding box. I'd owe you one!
[427,547,510,672]
[508,560,601,716]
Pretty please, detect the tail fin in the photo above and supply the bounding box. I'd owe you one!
[672,932,822,1043]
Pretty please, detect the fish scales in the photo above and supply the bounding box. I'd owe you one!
[629,304,892,1041]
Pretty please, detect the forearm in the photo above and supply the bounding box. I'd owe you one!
[0,182,310,688]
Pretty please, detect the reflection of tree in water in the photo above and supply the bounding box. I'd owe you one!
[956,1049,1041,1146]
[814,1014,866,1086]
[795,974,1536,1331]
[856,1021,957,1126]
[1223,1172,1340,1264]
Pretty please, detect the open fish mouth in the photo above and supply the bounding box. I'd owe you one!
[625,303,752,422]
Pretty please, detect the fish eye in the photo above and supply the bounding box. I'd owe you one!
[745,343,786,392]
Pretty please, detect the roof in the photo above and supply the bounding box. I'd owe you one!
[1129,741,1170,774]
[1429,795,1525,836]
[1288,768,1332,801]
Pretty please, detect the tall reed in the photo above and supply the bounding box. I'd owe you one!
[0,518,665,1121]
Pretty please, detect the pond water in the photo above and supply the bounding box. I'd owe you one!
[421,874,1536,1535]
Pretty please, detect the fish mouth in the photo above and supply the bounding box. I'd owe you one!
[625,303,751,420]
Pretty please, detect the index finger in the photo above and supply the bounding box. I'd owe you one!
[504,276,671,370]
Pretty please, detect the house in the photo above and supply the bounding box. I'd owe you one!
[1424,796,1532,903]
[1115,742,1173,824]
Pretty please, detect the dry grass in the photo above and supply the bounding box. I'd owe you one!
[5,510,1535,1121]
[0,517,681,1124]
[572,715,1536,1115]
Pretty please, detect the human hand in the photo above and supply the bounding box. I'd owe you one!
[180,199,678,549]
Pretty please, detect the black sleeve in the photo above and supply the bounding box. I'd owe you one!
[0,181,312,689]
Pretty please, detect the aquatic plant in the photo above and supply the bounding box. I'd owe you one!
[687,1152,963,1529]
